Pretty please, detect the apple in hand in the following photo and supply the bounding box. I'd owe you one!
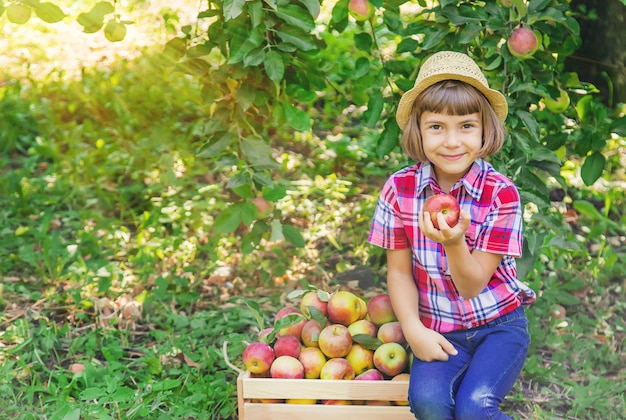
[507,26,539,59]
[270,355,305,379]
[377,321,406,345]
[373,342,408,377]
[320,357,355,380]
[242,342,275,374]
[299,347,327,379]
[367,294,397,326]
[327,291,363,326]
[319,324,353,358]
[274,334,302,358]
[423,193,460,229]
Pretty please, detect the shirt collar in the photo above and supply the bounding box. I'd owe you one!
[417,159,488,201]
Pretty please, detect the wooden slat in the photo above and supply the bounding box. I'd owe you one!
[242,402,414,420]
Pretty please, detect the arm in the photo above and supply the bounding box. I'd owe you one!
[419,210,503,299]
[386,248,458,361]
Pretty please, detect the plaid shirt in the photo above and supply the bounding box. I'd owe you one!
[368,159,536,333]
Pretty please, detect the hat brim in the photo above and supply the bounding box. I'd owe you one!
[396,73,508,129]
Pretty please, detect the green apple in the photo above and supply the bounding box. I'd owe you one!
[541,87,570,113]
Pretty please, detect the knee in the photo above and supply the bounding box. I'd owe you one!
[455,391,502,420]
[408,386,453,420]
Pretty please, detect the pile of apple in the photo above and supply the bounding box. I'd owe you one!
[241,290,410,385]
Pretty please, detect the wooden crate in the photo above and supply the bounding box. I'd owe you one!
[237,371,414,419]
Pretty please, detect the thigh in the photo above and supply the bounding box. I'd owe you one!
[455,315,530,419]
[408,337,471,420]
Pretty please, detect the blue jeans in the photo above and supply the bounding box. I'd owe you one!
[408,307,530,420]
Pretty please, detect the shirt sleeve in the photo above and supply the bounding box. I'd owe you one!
[474,184,523,257]
[367,178,410,250]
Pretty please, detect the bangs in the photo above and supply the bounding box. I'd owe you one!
[414,80,487,117]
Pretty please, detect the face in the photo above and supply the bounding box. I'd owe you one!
[419,111,483,189]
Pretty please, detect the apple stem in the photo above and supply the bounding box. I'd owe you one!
[222,341,246,374]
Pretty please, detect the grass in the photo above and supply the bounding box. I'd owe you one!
[1,2,626,419]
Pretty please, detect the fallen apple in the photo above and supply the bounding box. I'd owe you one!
[423,193,460,229]
[242,342,276,374]
[507,26,539,59]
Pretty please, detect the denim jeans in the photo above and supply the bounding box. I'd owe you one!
[408,306,530,420]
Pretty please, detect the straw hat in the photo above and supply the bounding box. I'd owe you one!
[396,51,508,129]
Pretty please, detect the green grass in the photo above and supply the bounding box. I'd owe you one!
[1,4,626,419]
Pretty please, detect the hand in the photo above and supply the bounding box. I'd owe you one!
[419,209,471,245]
[405,324,458,362]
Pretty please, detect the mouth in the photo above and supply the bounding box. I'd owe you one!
[441,153,465,161]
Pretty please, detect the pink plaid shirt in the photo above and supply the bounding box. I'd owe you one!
[368,159,536,333]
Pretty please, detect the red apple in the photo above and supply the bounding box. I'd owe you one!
[345,343,374,375]
[348,0,374,21]
[242,342,276,374]
[299,346,327,379]
[507,27,539,59]
[377,321,406,345]
[319,324,353,358]
[423,193,460,229]
[323,399,352,405]
[300,290,329,318]
[367,294,398,326]
[354,368,385,380]
[270,355,305,379]
[373,342,408,377]
[275,306,307,338]
[274,334,302,358]
[348,319,378,338]
[327,291,365,326]
[392,373,410,405]
[320,357,355,380]
[301,319,323,347]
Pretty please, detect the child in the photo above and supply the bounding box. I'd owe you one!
[368,51,536,419]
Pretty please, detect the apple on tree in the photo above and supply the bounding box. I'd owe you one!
[348,0,374,21]
[507,26,540,59]
[423,193,460,229]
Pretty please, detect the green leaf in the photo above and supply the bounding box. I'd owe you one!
[283,103,311,131]
[352,334,383,350]
[580,152,605,186]
[242,135,280,170]
[282,224,305,248]
[80,387,106,400]
[274,313,305,330]
[297,0,321,18]
[198,133,234,158]
[35,2,65,23]
[270,219,285,242]
[376,117,400,157]
[228,27,265,64]
[276,4,315,32]
[275,26,317,51]
[573,200,605,222]
[244,299,266,330]
[610,115,626,136]
[223,0,247,20]
[214,207,243,234]
[363,90,384,127]
[264,50,284,82]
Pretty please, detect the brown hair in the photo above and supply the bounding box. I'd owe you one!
[401,80,506,162]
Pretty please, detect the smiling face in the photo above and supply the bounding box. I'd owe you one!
[419,111,483,189]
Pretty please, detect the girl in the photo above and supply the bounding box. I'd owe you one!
[368,51,536,419]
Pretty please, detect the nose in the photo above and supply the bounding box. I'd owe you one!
[443,130,462,147]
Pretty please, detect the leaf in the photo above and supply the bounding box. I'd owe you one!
[283,103,311,131]
[223,0,247,20]
[363,90,384,127]
[228,27,265,64]
[270,219,285,242]
[242,136,280,170]
[244,299,266,330]
[296,0,320,18]
[275,4,315,32]
[264,50,284,82]
[80,387,106,400]
[352,334,383,350]
[198,133,234,158]
[307,306,327,326]
[35,2,65,23]
[275,26,317,51]
[282,224,305,248]
[213,207,243,234]
[274,313,305,330]
[580,152,605,186]
[610,115,626,136]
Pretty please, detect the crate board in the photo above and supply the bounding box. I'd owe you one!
[237,371,414,419]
